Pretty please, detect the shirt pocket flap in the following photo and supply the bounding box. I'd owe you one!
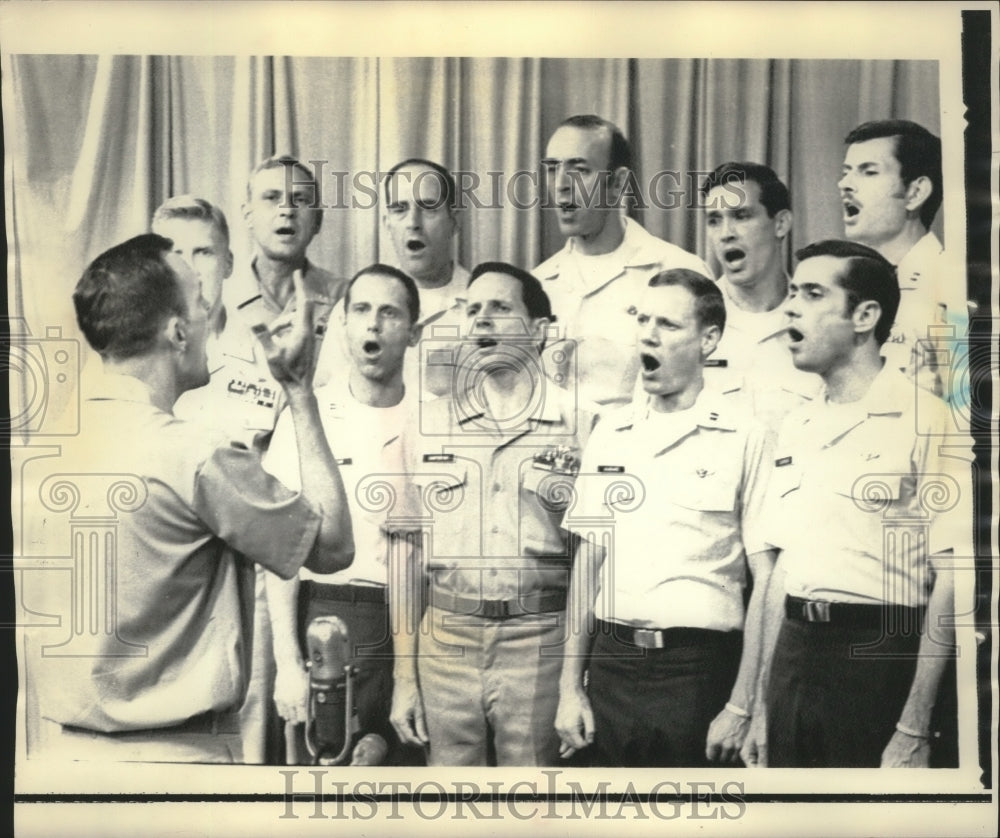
[667,465,739,512]
[830,457,904,502]
[771,461,803,498]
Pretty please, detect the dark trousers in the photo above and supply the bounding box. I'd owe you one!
[766,616,921,767]
[297,582,423,766]
[588,622,743,767]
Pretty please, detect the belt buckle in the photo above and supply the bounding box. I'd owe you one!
[804,600,831,623]
[479,599,511,619]
[632,628,665,649]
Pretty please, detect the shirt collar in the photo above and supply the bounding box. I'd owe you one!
[536,217,662,283]
[86,371,157,406]
[804,363,908,446]
[718,278,791,344]
[896,232,943,285]
[615,386,738,436]
[227,256,330,311]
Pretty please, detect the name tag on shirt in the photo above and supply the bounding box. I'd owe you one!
[423,453,455,463]
[598,465,625,473]
[775,456,793,467]
[704,359,728,368]
[335,458,353,466]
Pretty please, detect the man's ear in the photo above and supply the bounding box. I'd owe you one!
[700,324,721,359]
[224,249,234,279]
[773,209,793,240]
[407,321,424,348]
[904,176,933,215]
[530,315,551,350]
[609,166,630,202]
[310,208,324,238]
[851,300,882,338]
[165,315,187,353]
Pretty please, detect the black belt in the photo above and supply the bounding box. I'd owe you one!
[303,580,387,605]
[785,595,923,629]
[599,619,738,649]
[432,585,566,619]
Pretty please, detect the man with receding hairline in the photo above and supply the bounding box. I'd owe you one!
[536,114,711,408]
[391,262,597,767]
[264,264,424,766]
[556,269,775,767]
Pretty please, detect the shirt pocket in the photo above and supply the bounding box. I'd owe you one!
[771,461,803,499]
[829,456,905,506]
[522,464,577,515]
[666,463,740,513]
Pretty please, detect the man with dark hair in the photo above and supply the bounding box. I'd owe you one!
[839,120,968,396]
[31,234,353,763]
[264,264,423,765]
[556,269,775,767]
[391,261,597,766]
[746,239,972,768]
[536,114,711,407]
[702,162,820,427]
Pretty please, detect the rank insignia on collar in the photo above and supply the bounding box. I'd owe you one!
[696,468,709,478]
[423,453,455,463]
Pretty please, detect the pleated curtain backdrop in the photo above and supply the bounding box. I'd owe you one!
[8,55,940,352]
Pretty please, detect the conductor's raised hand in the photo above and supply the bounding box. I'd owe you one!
[252,268,319,389]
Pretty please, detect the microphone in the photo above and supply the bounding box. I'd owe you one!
[350,733,389,766]
[304,615,356,765]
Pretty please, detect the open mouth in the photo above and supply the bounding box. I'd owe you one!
[843,201,860,219]
[640,353,661,372]
[786,327,804,343]
[723,247,747,265]
[275,225,296,236]
[475,337,498,350]
[362,340,381,356]
[406,239,426,253]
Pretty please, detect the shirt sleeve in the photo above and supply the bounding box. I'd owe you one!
[261,405,300,489]
[194,444,321,579]
[917,395,975,559]
[739,420,776,556]
[562,416,613,528]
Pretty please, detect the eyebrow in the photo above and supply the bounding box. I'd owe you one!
[541,156,590,167]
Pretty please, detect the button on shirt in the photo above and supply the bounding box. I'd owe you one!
[34,373,321,733]
[567,389,771,632]
[535,218,712,407]
[705,280,822,431]
[410,383,597,600]
[762,366,974,606]
[175,259,344,447]
[263,381,418,587]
